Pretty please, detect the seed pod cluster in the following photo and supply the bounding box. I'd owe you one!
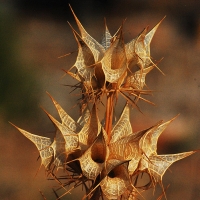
[12,6,195,200]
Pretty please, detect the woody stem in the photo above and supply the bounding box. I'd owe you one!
[105,91,114,144]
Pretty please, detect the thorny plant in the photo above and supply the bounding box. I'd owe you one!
[11,5,196,200]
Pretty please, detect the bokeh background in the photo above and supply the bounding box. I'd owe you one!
[1,0,200,199]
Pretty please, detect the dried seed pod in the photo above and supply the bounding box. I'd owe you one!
[100,163,132,199]
[79,128,109,180]
[124,65,154,90]
[101,27,127,83]
[78,104,101,146]
[71,29,95,81]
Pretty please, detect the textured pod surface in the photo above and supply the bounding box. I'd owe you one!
[110,104,132,143]
[100,164,132,199]
[79,130,108,180]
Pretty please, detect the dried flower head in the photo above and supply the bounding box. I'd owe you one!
[11,6,195,200]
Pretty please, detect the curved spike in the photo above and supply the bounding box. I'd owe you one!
[144,16,166,48]
[147,151,195,199]
[139,115,179,157]
[51,128,69,169]
[71,29,95,81]
[42,108,79,153]
[77,105,90,126]
[78,104,101,146]
[47,92,80,132]
[149,151,195,184]
[10,122,53,169]
[101,18,112,50]
[125,27,147,69]
[63,69,82,82]
[69,5,105,62]
[110,103,132,143]
[134,27,148,69]
[144,17,166,75]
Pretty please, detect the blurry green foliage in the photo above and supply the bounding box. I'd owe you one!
[0,11,41,122]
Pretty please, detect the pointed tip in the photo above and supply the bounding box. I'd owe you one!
[9,122,36,140]
[187,150,197,156]
[67,21,82,39]
[9,121,20,130]
[68,4,74,14]
[169,113,180,122]
[9,122,29,137]
[41,106,53,119]
[112,24,123,41]
[123,17,127,24]
[104,17,108,29]
[69,4,86,36]
[154,16,166,30]
[159,114,180,129]
[46,91,56,105]
[161,15,167,23]
[42,107,62,130]
[46,91,51,97]
[40,106,55,122]
[119,18,126,33]
[151,61,165,76]
[172,150,196,161]
[141,26,149,36]
[152,57,165,75]
[145,17,165,46]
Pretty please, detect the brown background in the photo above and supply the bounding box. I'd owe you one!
[1,0,200,199]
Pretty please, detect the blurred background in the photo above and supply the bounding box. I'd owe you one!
[1,0,200,199]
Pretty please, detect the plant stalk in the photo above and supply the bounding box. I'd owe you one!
[104,91,114,144]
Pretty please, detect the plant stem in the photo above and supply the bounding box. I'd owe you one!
[104,91,114,144]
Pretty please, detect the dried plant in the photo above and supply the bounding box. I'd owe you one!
[11,6,196,200]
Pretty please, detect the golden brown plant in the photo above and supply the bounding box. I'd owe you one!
[11,6,196,200]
